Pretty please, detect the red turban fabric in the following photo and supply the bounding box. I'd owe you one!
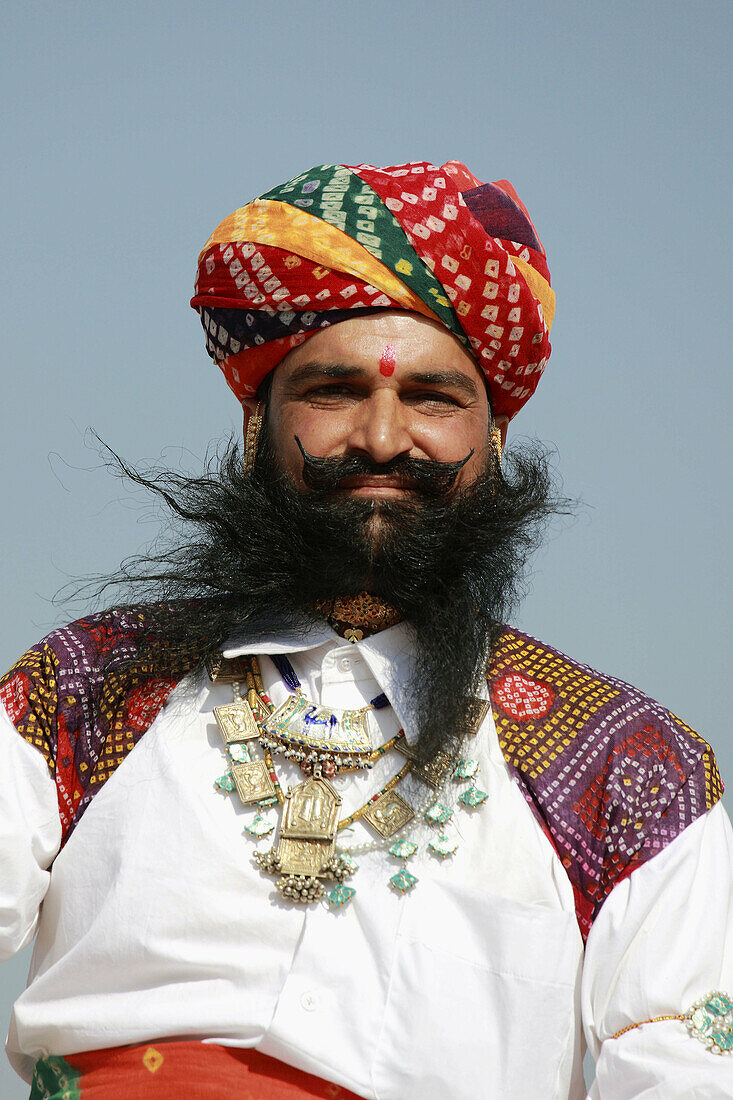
[191,160,554,420]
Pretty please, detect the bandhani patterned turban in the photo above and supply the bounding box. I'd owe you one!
[191,161,555,421]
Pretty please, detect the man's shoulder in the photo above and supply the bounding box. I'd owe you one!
[3,607,148,680]
[0,608,148,719]
[489,625,722,936]
[0,609,181,843]
[489,623,716,767]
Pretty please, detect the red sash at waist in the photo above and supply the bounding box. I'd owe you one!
[30,1041,363,1099]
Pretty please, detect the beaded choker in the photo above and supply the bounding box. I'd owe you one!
[310,592,403,642]
[208,652,491,907]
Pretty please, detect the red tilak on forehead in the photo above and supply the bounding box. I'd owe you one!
[379,344,396,376]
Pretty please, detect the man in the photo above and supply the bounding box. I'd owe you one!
[1,160,732,1099]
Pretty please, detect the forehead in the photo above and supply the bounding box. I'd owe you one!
[276,310,485,384]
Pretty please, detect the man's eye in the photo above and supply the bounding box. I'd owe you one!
[412,392,459,406]
[308,384,353,398]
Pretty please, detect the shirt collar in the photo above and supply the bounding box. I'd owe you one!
[221,622,336,657]
[221,620,420,741]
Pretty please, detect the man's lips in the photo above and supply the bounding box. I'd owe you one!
[336,475,417,496]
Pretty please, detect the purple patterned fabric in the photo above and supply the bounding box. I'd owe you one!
[487,627,723,938]
[0,610,178,845]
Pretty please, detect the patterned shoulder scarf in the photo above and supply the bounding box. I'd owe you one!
[1,614,721,940]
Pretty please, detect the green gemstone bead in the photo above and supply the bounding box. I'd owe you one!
[706,993,733,1016]
[327,885,356,908]
[338,854,359,875]
[389,840,418,860]
[429,834,458,859]
[458,787,488,809]
[690,1007,714,1036]
[712,1028,733,1052]
[425,802,452,825]
[215,774,235,792]
[453,759,479,780]
[245,816,274,838]
[390,869,418,894]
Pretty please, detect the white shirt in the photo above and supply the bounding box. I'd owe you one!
[1,622,732,1098]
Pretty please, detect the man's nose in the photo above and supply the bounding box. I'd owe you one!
[346,391,413,465]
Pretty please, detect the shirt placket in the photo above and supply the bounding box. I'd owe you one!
[259,640,399,1098]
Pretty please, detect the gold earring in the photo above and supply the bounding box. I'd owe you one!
[243,401,265,475]
[491,425,504,460]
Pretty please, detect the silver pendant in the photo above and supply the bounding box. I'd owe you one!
[460,697,491,737]
[394,738,455,790]
[206,654,251,683]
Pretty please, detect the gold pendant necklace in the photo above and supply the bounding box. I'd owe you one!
[272,771,341,878]
[209,653,490,907]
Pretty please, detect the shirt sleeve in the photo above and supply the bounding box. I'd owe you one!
[582,800,733,1098]
[0,703,61,960]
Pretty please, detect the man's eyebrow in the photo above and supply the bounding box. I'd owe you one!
[286,362,369,386]
[404,370,480,400]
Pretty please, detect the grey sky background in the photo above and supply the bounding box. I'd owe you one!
[1,2,731,1095]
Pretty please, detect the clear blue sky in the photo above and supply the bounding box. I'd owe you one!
[1,2,731,1094]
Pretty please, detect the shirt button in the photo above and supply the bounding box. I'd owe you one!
[337,657,353,672]
[300,990,318,1012]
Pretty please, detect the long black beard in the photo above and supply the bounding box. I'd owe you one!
[80,421,566,766]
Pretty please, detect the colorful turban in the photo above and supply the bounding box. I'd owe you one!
[191,161,555,420]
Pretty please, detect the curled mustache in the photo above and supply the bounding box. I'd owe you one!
[294,436,474,496]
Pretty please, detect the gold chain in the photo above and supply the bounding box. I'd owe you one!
[609,1014,685,1040]
[337,761,413,830]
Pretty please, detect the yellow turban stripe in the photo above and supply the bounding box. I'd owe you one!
[513,257,555,332]
[202,200,442,325]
